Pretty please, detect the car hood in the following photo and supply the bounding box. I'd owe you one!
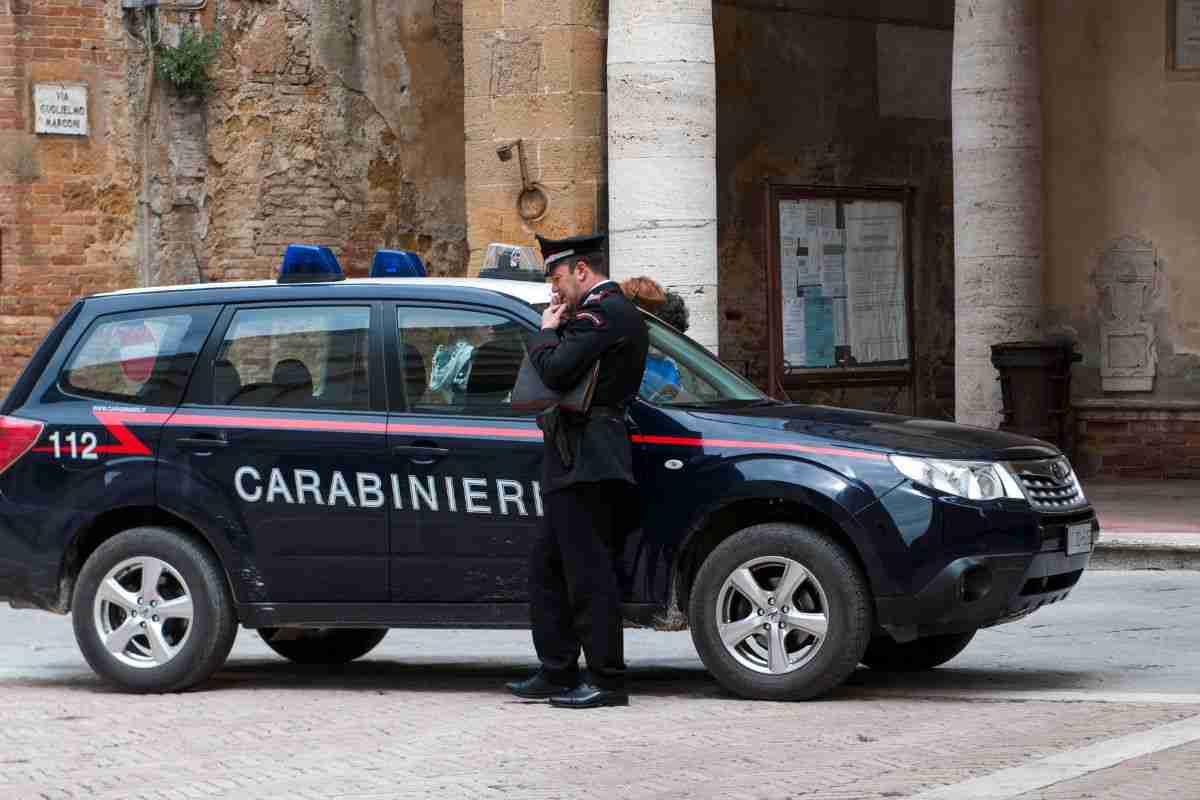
[687,403,1060,462]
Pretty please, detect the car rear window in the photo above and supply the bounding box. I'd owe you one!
[60,307,216,407]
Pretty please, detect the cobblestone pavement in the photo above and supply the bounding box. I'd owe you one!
[1,572,1198,800]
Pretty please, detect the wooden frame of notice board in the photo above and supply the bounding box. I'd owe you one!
[764,182,916,407]
[1169,0,1200,73]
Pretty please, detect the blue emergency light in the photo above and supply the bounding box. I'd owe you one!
[278,244,345,284]
[370,249,427,278]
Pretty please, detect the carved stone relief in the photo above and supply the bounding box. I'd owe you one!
[1091,236,1162,392]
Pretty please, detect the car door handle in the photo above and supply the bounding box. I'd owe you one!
[177,435,229,451]
[392,444,449,465]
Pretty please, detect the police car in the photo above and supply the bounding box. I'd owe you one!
[0,245,1098,699]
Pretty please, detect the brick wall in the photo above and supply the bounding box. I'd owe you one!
[1074,401,1200,480]
[0,0,134,393]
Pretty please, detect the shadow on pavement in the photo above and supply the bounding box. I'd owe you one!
[203,658,727,698]
[0,657,1103,700]
[843,665,1102,695]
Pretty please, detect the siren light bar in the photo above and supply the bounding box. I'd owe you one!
[370,250,427,278]
[278,244,345,284]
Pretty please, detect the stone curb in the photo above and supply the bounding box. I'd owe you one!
[1090,533,1200,571]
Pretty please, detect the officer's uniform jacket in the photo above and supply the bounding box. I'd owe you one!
[527,281,650,492]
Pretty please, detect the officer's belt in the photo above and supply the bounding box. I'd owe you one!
[589,405,625,419]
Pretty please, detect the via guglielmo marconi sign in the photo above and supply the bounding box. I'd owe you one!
[34,82,88,136]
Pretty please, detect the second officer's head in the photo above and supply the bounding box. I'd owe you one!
[536,233,608,309]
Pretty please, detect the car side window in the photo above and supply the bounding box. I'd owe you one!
[397,306,529,417]
[639,342,724,405]
[213,306,371,410]
[60,308,215,407]
[637,316,762,406]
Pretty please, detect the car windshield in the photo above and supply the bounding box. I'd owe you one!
[533,303,768,408]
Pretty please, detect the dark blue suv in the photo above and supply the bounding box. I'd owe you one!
[0,271,1098,699]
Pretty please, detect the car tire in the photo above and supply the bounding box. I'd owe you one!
[688,522,872,701]
[71,526,237,693]
[257,628,388,664]
[861,630,976,671]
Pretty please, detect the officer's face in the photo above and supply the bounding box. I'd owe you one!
[548,263,584,308]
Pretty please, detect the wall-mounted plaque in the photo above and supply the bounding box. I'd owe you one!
[1092,236,1161,392]
[34,82,88,136]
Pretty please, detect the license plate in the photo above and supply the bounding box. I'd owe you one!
[1066,523,1093,555]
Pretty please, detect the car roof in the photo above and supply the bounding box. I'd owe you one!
[92,277,554,306]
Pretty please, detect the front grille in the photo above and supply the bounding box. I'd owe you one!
[1010,458,1087,512]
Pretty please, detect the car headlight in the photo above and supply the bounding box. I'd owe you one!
[889,454,1026,501]
[1068,466,1087,504]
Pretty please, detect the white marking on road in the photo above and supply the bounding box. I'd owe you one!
[903,713,1200,800]
[849,688,1200,706]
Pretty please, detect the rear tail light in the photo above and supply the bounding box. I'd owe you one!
[0,416,45,476]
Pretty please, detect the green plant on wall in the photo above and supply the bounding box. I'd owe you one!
[155,27,221,97]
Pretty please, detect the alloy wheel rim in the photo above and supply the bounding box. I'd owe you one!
[715,555,830,675]
[93,556,194,669]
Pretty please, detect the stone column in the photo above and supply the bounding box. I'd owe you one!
[952,0,1044,427]
[462,0,607,273]
[607,0,718,352]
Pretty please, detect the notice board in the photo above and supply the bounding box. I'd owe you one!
[765,184,914,398]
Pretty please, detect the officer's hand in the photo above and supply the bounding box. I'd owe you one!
[542,302,567,330]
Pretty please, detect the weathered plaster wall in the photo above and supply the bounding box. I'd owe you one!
[714,0,956,417]
[206,0,466,282]
[1042,1,1200,476]
[1043,0,1200,398]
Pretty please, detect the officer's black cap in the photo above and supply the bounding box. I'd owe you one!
[536,233,606,276]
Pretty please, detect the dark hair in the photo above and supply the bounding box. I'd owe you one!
[581,251,608,277]
[657,291,689,333]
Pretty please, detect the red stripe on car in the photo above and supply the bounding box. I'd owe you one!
[170,413,389,434]
[32,410,884,462]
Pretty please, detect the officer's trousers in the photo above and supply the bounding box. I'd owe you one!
[529,480,626,690]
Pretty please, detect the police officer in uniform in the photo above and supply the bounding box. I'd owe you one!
[505,233,649,709]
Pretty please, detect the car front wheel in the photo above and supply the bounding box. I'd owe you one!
[258,628,388,664]
[71,526,237,693]
[688,522,872,701]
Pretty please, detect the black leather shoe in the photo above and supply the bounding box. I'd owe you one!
[548,682,629,709]
[506,671,578,699]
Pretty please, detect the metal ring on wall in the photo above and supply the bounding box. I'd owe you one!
[517,183,550,222]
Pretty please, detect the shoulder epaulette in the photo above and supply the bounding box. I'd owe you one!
[583,287,620,306]
[573,309,607,328]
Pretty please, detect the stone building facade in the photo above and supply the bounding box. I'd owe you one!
[3,0,1200,478]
